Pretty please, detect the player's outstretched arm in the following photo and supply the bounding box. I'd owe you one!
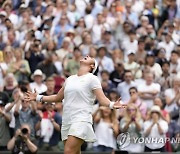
[25,87,64,103]
[93,88,126,109]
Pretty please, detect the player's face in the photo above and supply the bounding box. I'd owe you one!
[80,55,95,66]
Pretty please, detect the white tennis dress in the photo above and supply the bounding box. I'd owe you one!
[61,73,102,142]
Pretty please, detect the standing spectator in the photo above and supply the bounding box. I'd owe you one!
[37,53,58,78]
[8,48,31,82]
[143,105,168,152]
[96,46,114,73]
[110,62,125,87]
[135,38,146,65]
[117,70,136,102]
[93,106,119,152]
[128,87,147,119]
[164,76,180,113]
[120,103,143,153]
[25,39,44,73]
[14,95,37,138]
[0,100,11,151]
[30,69,47,94]
[36,102,62,152]
[145,51,163,78]
[138,72,161,109]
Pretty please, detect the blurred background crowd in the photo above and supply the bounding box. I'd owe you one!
[0,0,180,153]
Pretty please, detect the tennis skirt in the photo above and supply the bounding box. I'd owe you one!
[61,121,97,142]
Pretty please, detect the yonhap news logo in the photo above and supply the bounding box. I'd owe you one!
[117,133,180,148]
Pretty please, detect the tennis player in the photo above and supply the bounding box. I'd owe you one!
[25,55,126,154]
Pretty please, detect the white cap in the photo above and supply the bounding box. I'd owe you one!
[92,59,98,74]
[127,50,135,55]
[31,69,46,80]
[0,11,7,17]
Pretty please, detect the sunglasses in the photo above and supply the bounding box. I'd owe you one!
[127,108,136,112]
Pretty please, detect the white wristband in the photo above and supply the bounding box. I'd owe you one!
[109,101,115,109]
[36,95,43,102]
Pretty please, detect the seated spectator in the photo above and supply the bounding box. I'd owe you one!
[135,38,146,65]
[30,69,47,94]
[36,102,61,152]
[169,50,180,75]
[117,70,136,102]
[93,106,119,152]
[128,87,147,119]
[138,72,160,109]
[0,100,11,151]
[120,103,143,153]
[7,124,38,154]
[143,105,168,152]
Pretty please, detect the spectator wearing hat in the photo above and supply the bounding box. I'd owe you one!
[117,70,136,102]
[0,100,11,151]
[124,50,142,79]
[136,16,149,37]
[143,105,168,152]
[30,69,47,94]
[96,46,114,73]
[137,72,160,109]
[145,51,162,78]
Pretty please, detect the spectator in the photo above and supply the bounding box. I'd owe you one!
[93,106,119,152]
[30,69,47,94]
[169,50,180,75]
[36,102,62,151]
[14,95,37,138]
[0,100,11,151]
[37,53,58,78]
[143,105,168,152]
[120,103,143,152]
[164,76,180,113]
[96,46,114,73]
[8,48,31,82]
[138,72,160,109]
[145,51,163,78]
[135,38,146,65]
[7,124,38,154]
[117,70,136,102]
[128,87,147,119]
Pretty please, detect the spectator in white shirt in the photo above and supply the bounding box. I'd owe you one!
[138,72,161,109]
[117,70,136,102]
[96,46,114,73]
[30,69,47,94]
[169,50,180,75]
[143,105,168,152]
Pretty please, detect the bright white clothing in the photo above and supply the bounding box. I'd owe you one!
[158,41,175,60]
[94,119,117,149]
[137,82,161,109]
[164,88,179,112]
[30,82,47,94]
[84,14,95,30]
[117,81,136,102]
[143,119,168,149]
[149,63,163,78]
[62,73,101,125]
[96,56,114,73]
[61,121,96,142]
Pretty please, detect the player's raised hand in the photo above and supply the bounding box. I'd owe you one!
[113,98,127,109]
[24,89,38,102]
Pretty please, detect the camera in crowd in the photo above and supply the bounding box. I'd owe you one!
[21,128,29,135]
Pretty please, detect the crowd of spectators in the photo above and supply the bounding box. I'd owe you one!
[0,0,180,153]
